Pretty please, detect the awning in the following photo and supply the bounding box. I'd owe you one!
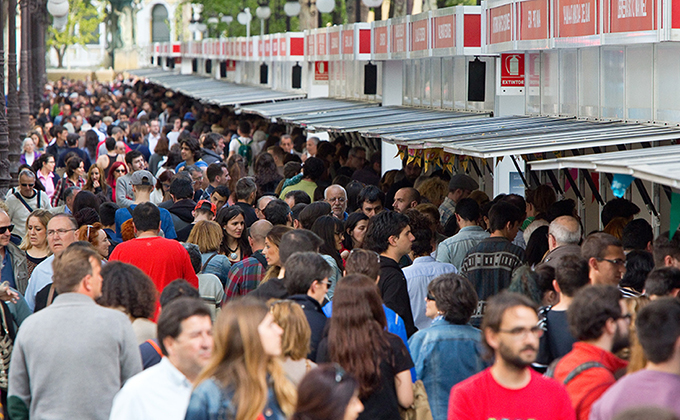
[129,69,305,107]
[280,105,490,133]
[238,98,377,121]
[529,144,680,189]
[382,116,680,159]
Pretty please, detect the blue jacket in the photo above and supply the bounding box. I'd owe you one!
[185,378,285,420]
[408,318,488,420]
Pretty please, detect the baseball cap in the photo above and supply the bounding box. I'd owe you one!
[130,170,156,186]
[194,200,217,215]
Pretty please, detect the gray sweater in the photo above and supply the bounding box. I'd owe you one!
[8,293,142,420]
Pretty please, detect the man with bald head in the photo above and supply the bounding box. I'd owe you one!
[256,195,276,220]
[539,215,582,269]
[224,220,273,300]
[0,210,28,295]
[325,185,347,220]
[24,214,79,311]
[393,187,420,213]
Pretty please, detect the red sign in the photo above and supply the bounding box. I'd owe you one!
[342,30,354,54]
[226,60,236,71]
[316,32,327,56]
[392,22,408,53]
[241,41,247,57]
[248,40,254,57]
[329,31,340,55]
[433,15,455,49]
[307,33,315,56]
[264,39,271,56]
[290,37,304,56]
[359,29,371,54]
[489,4,513,44]
[557,0,597,36]
[520,0,549,40]
[315,61,329,81]
[411,18,429,51]
[500,53,525,87]
[375,26,389,54]
[464,14,481,47]
[172,44,181,54]
[272,38,279,56]
[609,0,654,32]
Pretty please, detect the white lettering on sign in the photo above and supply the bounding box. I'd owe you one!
[527,9,541,28]
[438,23,452,39]
[379,33,387,45]
[395,25,404,37]
[331,37,339,50]
[618,0,646,18]
[563,3,591,24]
[493,13,511,33]
[345,36,353,48]
[415,27,426,42]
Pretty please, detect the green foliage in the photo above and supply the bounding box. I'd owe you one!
[436,0,477,10]
[47,0,103,67]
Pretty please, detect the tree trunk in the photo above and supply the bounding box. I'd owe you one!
[55,46,65,68]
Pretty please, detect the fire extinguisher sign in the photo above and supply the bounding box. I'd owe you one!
[500,54,525,87]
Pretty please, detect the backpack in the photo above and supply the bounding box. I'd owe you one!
[237,137,253,166]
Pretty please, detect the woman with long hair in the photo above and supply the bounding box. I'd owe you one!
[216,206,252,264]
[106,161,127,203]
[188,220,232,287]
[226,155,246,205]
[83,165,110,199]
[148,134,170,176]
[254,152,283,196]
[51,156,86,207]
[83,129,99,163]
[292,364,364,420]
[19,209,53,286]
[342,212,369,252]
[32,153,57,200]
[310,215,343,298]
[184,298,296,420]
[76,222,111,260]
[269,299,316,385]
[20,137,40,166]
[29,130,45,153]
[317,274,414,420]
[150,169,174,204]
[262,226,293,283]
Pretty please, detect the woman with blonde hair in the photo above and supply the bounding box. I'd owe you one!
[20,209,53,286]
[185,298,296,420]
[187,220,231,287]
[269,299,317,385]
[262,226,293,283]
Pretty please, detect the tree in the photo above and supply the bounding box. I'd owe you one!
[47,0,103,68]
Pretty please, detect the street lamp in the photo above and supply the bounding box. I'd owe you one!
[237,8,252,38]
[255,4,271,37]
[47,0,69,31]
[284,1,300,31]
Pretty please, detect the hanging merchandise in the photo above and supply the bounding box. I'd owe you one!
[423,149,441,173]
[440,152,454,174]
[610,174,634,198]
[461,155,472,173]
[407,148,423,165]
[671,193,680,240]
[395,145,407,161]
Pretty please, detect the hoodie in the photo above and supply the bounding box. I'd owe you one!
[168,199,196,232]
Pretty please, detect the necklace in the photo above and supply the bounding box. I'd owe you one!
[225,243,239,261]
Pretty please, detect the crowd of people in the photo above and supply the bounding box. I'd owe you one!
[0,75,677,420]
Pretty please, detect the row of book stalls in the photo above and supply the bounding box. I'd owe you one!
[135,0,680,234]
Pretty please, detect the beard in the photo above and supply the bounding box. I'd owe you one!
[611,324,630,354]
[498,340,537,370]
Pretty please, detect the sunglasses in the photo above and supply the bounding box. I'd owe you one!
[20,183,34,187]
[115,169,126,173]
[0,225,14,234]
[426,292,436,302]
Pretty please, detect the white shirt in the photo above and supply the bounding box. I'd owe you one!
[167,131,180,149]
[147,133,161,155]
[24,254,55,311]
[109,358,193,420]
[402,255,458,330]
[228,136,252,154]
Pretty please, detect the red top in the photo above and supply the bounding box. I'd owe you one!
[448,368,575,420]
[552,342,628,420]
[110,236,199,317]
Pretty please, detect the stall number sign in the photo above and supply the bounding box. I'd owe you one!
[610,0,653,32]
[501,53,525,87]
[521,0,549,40]
[315,61,329,81]
[558,0,597,36]
[489,4,513,44]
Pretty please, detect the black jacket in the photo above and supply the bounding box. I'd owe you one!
[168,199,196,232]
[234,202,258,228]
[289,294,327,362]
[250,278,288,301]
[379,256,417,337]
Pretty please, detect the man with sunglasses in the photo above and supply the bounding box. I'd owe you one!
[0,210,28,296]
[6,169,51,238]
[581,233,627,286]
[448,291,575,420]
[24,214,78,311]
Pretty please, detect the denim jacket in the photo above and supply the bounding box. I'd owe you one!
[184,378,286,420]
[408,318,488,420]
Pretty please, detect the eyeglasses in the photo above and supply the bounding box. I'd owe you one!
[619,314,632,323]
[47,228,76,237]
[319,279,332,288]
[327,197,346,203]
[114,169,126,173]
[333,363,346,383]
[0,225,14,234]
[426,292,436,302]
[498,326,544,339]
[597,258,626,267]
[20,183,34,187]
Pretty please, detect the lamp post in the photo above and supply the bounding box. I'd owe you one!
[0,0,10,194]
[237,8,252,38]
[20,0,32,135]
[255,4,271,37]
[283,1,300,31]
[8,0,21,177]
[316,0,334,26]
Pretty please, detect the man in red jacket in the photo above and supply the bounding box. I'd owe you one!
[548,285,629,420]
[110,202,198,316]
